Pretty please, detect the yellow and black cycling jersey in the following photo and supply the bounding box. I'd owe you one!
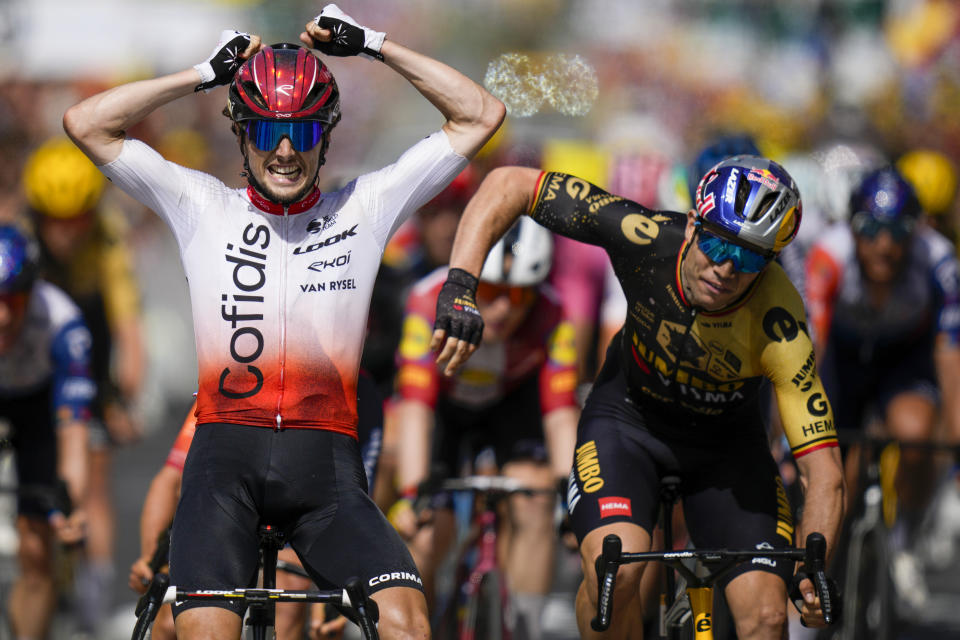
[529,171,836,459]
[37,207,140,402]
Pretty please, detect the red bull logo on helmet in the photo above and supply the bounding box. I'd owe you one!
[747,168,781,191]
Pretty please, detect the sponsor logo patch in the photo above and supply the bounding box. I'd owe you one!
[598,496,632,518]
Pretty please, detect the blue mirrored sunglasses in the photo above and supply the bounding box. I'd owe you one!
[851,213,914,242]
[245,120,324,153]
[696,228,770,273]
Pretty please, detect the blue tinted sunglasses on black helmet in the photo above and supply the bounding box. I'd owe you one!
[695,224,771,273]
[245,120,324,152]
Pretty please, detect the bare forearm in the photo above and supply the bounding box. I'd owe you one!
[114,318,146,399]
[796,449,845,562]
[394,401,434,491]
[543,407,578,482]
[381,39,504,158]
[63,69,200,165]
[934,342,960,443]
[449,166,542,276]
[140,467,181,558]
[56,421,90,507]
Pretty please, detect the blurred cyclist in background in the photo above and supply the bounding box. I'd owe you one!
[897,148,959,247]
[21,135,146,635]
[806,166,960,543]
[0,224,93,640]
[391,217,577,639]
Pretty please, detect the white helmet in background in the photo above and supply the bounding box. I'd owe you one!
[480,216,554,287]
[811,141,886,224]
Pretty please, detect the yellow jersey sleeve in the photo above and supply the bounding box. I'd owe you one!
[97,209,141,327]
[757,266,838,459]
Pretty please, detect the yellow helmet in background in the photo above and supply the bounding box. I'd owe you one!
[896,149,958,216]
[23,137,105,219]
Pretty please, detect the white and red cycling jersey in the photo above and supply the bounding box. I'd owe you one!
[101,133,466,436]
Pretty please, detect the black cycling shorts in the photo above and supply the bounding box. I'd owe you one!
[568,362,795,587]
[169,423,421,618]
[433,376,547,476]
[821,337,938,434]
[0,385,59,517]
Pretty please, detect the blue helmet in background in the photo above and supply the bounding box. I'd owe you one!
[849,167,921,226]
[687,133,761,202]
[0,225,39,295]
[694,155,802,255]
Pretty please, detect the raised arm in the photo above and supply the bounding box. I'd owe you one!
[301,4,504,159]
[430,166,542,374]
[63,32,262,165]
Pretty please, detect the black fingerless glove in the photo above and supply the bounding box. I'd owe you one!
[434,268,484,346]
[310,4,385,61]
[194,30,252,93]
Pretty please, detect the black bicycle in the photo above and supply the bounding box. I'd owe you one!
[131,524,380,640]
[826,433,960,640]
[591,476,839,639]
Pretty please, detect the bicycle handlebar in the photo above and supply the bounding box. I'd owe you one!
[439,475,555,495]
[131,578,381,640]
[591,534,621,631]
[132,572,169,640]
[590,531,836,632]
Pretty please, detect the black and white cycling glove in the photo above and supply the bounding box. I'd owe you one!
[194,29,253,93]
[434,268,484,347]
[310,4,385,61]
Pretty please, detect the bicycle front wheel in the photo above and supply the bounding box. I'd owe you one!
[843,526,892,640]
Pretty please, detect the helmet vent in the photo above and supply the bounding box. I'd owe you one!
[735,174,751,217]
[753,192,780,222]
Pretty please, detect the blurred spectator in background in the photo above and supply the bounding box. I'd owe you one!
[22,136,145,635]
[897,148,959,247]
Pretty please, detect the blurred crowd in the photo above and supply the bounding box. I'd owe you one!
[2,0,960,638]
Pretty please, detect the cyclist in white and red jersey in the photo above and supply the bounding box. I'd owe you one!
[806,166,960,533]
[63,4,504,638]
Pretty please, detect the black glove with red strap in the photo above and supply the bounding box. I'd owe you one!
[434,268,484,347]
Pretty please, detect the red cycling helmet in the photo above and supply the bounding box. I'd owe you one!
[227,43,341,126]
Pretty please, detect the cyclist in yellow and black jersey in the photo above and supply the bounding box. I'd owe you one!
[432,157,844,640]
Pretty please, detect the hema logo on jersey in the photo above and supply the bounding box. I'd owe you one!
[219,223,270,400]
[598,497,632,518]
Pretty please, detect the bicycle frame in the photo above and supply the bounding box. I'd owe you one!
[458,509,509,640]
[438,476,555,640]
